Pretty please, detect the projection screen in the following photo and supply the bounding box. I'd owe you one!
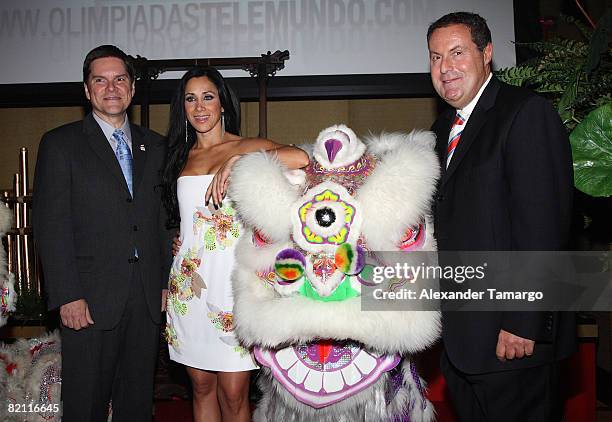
[1,0,515,84]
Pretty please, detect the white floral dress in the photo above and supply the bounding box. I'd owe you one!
[165,175,257,371]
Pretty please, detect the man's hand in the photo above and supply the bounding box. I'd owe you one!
[161,289,168,312]
[60,299,94,330]
[496,329,535,361]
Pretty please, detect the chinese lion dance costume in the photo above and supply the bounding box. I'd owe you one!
[229,124,441,421]
[0,203,61,421]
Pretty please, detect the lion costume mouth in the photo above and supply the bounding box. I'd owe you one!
[255,340,400,409]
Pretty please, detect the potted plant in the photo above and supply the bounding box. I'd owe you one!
[497,11,611,197]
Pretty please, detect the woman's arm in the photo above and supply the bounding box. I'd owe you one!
[206,138,308,206]
[236,138,309,170]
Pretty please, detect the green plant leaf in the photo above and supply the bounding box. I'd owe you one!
[557,72,580,122]
[584,8,612,73]
[570,103,612,197]
[496,66,537,86]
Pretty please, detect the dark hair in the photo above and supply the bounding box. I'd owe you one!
[427,12,492,52]
[83,44,135,83]
[161,67,241,228]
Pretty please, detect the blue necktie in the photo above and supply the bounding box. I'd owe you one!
[112,128,133,196]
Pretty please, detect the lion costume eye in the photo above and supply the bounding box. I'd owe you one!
[252,228,272,247]
[295,186,360,253]
[315,207,336,227]
[334,243,365,276]
[303,195,350,241]
[275,249,305,283]
[273,248,306,296]
[397,224,426,251]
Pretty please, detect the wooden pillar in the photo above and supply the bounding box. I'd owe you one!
[139,77,151,128]
[258,63,269,138]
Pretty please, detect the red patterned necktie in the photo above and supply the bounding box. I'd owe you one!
[446,112,465,168]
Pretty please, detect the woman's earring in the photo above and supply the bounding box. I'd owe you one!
[185,120,188,144]
[221,112,225,138]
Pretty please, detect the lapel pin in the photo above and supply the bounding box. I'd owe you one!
[139,144,146,151]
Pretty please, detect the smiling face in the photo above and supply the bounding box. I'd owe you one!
[428,24,492,109]
[84,56,134,127]
[184,76,224,135]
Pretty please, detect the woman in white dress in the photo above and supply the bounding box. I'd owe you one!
[161,67,308,422]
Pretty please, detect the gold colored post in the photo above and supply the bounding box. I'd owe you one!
[13,173,23,293]
[19,148,28,225]
[19,148,32,291]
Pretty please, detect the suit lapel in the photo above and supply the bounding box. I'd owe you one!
[130,124,148,198]
[83,113,131,196]
[441,77,500,187]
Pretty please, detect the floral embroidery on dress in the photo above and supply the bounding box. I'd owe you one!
[207,302,250,356]
[168,247,205,315]
[207,307,234,333]
[193,205,240,251]
[164,322,179,350]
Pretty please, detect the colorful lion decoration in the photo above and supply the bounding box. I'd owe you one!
[0,331,62,422]
[228,124,441,421]
[1,205,60,421]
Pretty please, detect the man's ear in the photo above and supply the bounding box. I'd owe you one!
[483,42,493,68]
[84,83,91,101]
[131,81,135,97]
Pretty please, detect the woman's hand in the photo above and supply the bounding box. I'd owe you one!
[205,154,242,207]
[172,233,182,256]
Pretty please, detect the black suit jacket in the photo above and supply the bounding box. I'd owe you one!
[33,113,172,329]
[432,77,576,373]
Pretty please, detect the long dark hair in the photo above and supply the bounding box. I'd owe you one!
[161,67,241,228]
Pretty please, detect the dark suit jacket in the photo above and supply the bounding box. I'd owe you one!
[432,77,576,373]
[33,113,172,329]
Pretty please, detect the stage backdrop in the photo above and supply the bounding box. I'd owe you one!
[1,0,515,84]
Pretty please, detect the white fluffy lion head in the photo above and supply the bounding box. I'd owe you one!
[228,125,442,356]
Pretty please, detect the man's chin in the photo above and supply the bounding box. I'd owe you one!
[443,89,461,102]
[101,107,127,117]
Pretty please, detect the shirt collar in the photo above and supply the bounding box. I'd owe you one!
[457,73,492,120]
[92,112,132,145]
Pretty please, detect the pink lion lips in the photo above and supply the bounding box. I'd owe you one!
[254,341,401,408]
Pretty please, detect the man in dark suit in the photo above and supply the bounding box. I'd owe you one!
[33,45,172,422]
[427,12,576,421]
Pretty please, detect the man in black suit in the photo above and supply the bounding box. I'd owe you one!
[33,45,172,421]
[428,12,576,421]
